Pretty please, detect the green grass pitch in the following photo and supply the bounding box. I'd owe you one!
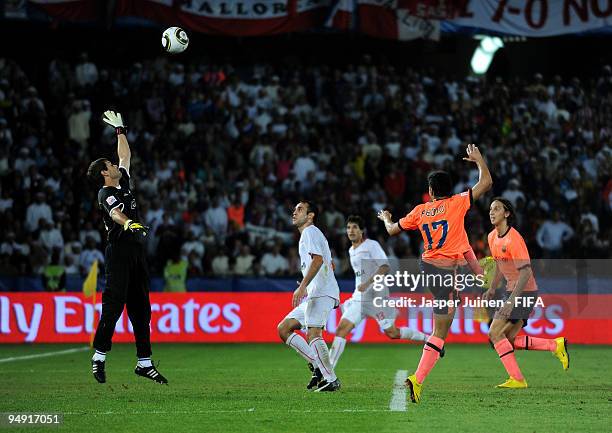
[1,343,610,432]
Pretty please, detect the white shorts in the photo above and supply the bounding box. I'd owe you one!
[284,296,338,328]
[340,298,397,330]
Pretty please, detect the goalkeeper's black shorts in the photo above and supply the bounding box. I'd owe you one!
[93,241,152,358]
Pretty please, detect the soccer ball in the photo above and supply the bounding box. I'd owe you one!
[162,27,189,54]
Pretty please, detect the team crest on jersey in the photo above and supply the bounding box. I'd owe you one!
[502,245,507,253]
[131,199,137,209]
[106,196,117,206]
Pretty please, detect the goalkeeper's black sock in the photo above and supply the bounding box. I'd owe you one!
[137,357,152,368]
[92,350,106,362]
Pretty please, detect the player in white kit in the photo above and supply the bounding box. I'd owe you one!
[277,201,341,392]
[328,215,428,368]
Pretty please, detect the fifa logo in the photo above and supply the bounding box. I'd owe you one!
[515,297,544,307]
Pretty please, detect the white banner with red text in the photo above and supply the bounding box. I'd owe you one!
[1,292,611,344]
[451,0,612,37]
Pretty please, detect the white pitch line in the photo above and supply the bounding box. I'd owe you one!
[62,409,392,416]
[389,370,407,412]
[0,347,89,364]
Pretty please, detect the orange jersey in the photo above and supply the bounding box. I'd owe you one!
[399,190,472,267]
[488,227,537,292]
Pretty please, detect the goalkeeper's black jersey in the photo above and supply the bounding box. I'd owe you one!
[97,167,142,244]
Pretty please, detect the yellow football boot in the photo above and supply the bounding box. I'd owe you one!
[553,337,570,370]
[405,374,423,403]
[496,377,528,388]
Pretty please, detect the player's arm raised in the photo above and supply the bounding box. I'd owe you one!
[103,110,131,172]
[377,210,402,236]
[463,143,492,200]
[292,254,324,307]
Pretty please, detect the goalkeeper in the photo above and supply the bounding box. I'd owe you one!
[86,110,168,385]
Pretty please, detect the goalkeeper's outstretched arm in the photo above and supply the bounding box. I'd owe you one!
[102,110,131,172]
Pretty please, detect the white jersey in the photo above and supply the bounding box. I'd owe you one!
[349,239,389,301]
[298,225,340,301]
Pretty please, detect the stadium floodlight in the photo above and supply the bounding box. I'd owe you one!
[470,36,504,75]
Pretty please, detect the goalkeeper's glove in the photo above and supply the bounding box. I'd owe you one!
[102,110,127,135]
[124,219,149,237]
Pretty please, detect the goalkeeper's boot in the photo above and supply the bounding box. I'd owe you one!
[92,360,106,384]
[553,337,569,371]
[496,377,528,388]
[406,374,423,403]
[135,364,168,384]
[307,363,323,390]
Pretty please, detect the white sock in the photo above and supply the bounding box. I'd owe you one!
[309,337,337,382]
[286,333,315,364]
[329,336,346,369]
[92,350,106,362]
[400,327,428,342]
[137,357,152,368]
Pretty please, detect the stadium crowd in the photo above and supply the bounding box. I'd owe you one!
[0,54,610,286]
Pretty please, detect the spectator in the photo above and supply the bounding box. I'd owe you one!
[1,231,30,273]
[286,248,300,276]
[384,163,406,203]
[164,253,188,292]
[181,230,205,262]
[0,188,13,213]
[579,219,609,258]
[211,247,231,276]
[227,195,245,230]
[75,52,98,87]
[79,221,101,246]
[536,212,575,258]
[79,236,104,275]
[293,150,316,183]
[67,100,92,149]
[25,192,53,232]
[42,248,66,292]
[39,219,64,252]
[260,243,289,276]
[501,179,526,207]
[204,196,228,239]
[234,245,255,276]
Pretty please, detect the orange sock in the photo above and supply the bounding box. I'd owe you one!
[415,335,444,384]
[514,335,556,351]
[494,338,524,380]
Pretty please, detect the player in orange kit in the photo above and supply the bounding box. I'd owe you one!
[378,143,492,403]
[484,198,569,389]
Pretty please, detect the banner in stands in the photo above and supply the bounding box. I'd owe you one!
[29,0,99,22]
[29,0,612,38]
[114,0,331,36]
[4,0,28,19]
[451,0,612,37]
[326,0,441,40]
[1,292,611,344]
